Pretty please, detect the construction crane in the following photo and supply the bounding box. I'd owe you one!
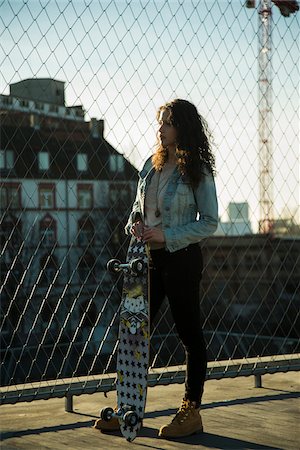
[246,0,299,233]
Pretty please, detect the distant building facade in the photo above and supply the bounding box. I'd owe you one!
[201,234,300,336]
[216,202,252,236]
[200,234,300,358]
[10,79,66,106]
[0,79,137,368]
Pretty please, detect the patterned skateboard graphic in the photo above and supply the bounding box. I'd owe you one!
[116,237,149,441]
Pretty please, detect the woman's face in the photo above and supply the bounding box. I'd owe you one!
[158,108,177,150]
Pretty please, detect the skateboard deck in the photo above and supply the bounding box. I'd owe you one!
[103,236,150,442]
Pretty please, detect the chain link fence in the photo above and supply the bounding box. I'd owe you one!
[0,1,299,405]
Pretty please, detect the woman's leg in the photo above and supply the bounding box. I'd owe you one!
[149,249,168,328]
[162,245,207,404]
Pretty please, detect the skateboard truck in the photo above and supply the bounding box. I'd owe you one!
[100,405,139,427]
[106,258,144,276]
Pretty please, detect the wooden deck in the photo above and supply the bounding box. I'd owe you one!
[0,372,299,450]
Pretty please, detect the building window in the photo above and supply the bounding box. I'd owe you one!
[39,184,56,209]
[109,154,124,173]
[0,150,14,170]
[49,104,58,113]
[0,183,21,209]
[79,300,97,328]
[20,99,29,108]
[77,153,88,172]
[0,214,22,249]
[78,252,96,283]
[109,183,130,208]
[77,184,93,209]
[40,215,56,248]
[2,96,13,106]
[40,300,55,326]
[0,186,5,208]
[75,108,84,118]
[40,254,58,286]
[34,101,44,110]
[38,152,50,171]
[78,216,94,246]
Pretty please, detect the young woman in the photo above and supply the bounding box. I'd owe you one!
[94,99,218,438]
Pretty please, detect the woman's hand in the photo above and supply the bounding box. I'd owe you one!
[142,226,165,244]
[130,220,145,240]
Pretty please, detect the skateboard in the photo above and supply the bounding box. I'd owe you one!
[100,236,150,442]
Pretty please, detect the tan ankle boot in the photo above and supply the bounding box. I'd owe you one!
[158,398,203,439]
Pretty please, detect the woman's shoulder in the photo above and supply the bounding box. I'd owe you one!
[139,155,154,176]
[200,163,215,180]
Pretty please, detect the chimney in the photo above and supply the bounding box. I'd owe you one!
[90,118,104,138]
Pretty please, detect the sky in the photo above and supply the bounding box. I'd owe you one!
[0,0,299,230]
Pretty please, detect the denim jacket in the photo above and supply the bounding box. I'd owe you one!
[125,157,218,252]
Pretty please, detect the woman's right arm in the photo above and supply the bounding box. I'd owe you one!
[124,187,142,235]
[124,156,153,236]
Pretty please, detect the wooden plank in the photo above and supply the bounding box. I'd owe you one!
[0,372,299,450]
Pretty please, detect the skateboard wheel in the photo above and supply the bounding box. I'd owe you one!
[123,410,139,427]
[129,258,144,275]
[100,406,114,421]
[106,258,121,273]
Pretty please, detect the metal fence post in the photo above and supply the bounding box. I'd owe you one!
[65,394,73,412]
[254,374,262,388]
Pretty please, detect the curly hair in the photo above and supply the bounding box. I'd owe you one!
[152,99,216,187]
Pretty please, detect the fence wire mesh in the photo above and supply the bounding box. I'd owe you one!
[0,0,299,403]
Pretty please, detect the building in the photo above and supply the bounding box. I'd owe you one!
[200,234,300,358]
[216,202,253,236]
[152,234,300,368]
[0,79,137,381]
[9,79,66,106]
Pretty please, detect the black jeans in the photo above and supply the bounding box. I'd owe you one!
[149,244,207,404]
